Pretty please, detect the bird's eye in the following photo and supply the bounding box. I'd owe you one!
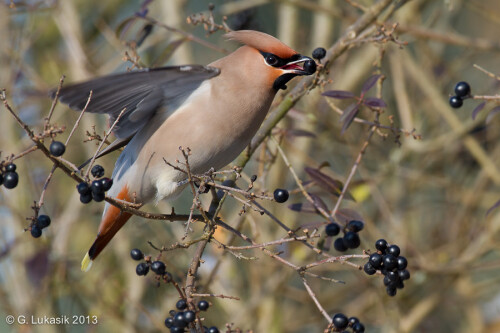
[265,54,278,66]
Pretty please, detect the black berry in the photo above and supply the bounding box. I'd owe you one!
[5,163,16,172]
[375,239,388,252]
[363,262,376,275]
[369,253,383,268]
[91,180,104,194]
[353,322,365,332]
[77,182,90,195]
[171,327,185,333]
[273,189,289,203]
[348,317,359,326]
[454,81,471,98]
[383,275,391,286]
[304,60,317,74]
[176,299,187,310]
[332,313,348,329]
[208,327,219,333]
[312,47,326,60]
[173,312,187,328]
[325,223,340,236]
[387,245,400,257]
[198,300,209,311]
[151,261,166,275]
[383,254,397,270]
[343,231,360,249]
[91,165,105,178]
[449,96,463,108]
[397,256,408,270]
[184,310,195,323]
[4,172,19,189]
[398,269,410,281]
[100,177,113,191]
[37,215,51,229]
[31,225,42,238]
[164,317,174,328]
[386,287,397,297]
[130,248,143,261]
[49,141,66,157]
[136,262,149,276]
[386,270,399,282]
[333,237,348,252]
[347,220,364,232]
[80,193,92,204]
[92,191,105,202]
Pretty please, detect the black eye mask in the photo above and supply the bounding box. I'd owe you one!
[259,51,316,90]
[259,51,301,68]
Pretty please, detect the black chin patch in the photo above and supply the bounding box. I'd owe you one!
[273,73,297,90]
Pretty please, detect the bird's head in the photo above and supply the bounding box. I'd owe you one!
[223,30,317,90]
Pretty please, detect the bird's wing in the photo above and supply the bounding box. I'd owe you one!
[54,65,221,139]
[77,136,131,170]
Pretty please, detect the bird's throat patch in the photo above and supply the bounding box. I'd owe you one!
[273,73,297,90]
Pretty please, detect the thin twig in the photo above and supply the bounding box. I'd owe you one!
[472,95,500,101]
[343,0,367,12]
[45,75,65,130]
[272,137,333,220]
[216,219,346,281]
[142,16,228,54]
[303,254,368,271]
[36,165,57,213]
[301,276,332,323]
[84,107,127,179]
[190,293,240,300]
[11,145,38,162]
[1,90,35,138]
[330,115,378,218]
[64,91,92,146]
[223,235,319,250]
[473,64,500,81]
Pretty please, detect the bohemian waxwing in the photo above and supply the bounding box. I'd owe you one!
[54,30,316,271]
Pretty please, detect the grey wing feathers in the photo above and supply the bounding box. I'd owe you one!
[77,136,131,170]
[54,65,220,139]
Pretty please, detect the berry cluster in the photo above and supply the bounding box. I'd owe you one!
[130,248,168,277]
[449,81,471,109]
[363,239,410,297]
[330,313,365,332]
[49,140,66,157]
[325,220,364,252]
[30,214,51,238]
[76,165,113,203]
[273,188,289,203]
[164,300,218,333]
[1,163,19,189]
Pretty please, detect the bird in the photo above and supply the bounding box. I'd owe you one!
[54,30,316,271]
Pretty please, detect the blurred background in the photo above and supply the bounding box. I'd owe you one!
[1,0,500,332]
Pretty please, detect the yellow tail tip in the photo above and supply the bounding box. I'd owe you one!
[81,253,93,272]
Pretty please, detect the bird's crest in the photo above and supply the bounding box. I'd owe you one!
[225,30,297,59]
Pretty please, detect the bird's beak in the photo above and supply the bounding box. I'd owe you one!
[279,55,317,76]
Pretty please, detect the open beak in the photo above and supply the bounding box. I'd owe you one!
[280,55,317,75]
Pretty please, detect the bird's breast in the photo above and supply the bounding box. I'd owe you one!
[136,79,275,201]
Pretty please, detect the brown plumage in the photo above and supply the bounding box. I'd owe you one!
[55,30,316,271]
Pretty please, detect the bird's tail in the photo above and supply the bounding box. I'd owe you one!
[81,185,132,272]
